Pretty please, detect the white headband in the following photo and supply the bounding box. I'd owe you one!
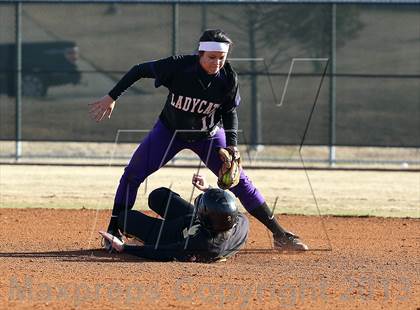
[198,41,230,53]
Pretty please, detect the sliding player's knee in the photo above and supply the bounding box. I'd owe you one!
[148,187,171,213]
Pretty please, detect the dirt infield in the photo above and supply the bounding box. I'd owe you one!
[0,209,418,309]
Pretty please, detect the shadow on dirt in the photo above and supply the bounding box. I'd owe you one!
[0,249,146,263]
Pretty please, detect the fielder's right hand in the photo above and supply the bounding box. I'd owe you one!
[89,95,116,122]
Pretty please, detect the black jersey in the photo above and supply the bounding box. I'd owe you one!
[108,55,240,145]
[124,213,249,262]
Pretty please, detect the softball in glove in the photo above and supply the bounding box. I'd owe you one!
[217,148,241,190]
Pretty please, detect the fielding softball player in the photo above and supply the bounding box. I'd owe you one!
[100,174,248,262]
[89,29,308,252]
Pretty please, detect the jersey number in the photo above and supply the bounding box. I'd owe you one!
[201,112,216,131]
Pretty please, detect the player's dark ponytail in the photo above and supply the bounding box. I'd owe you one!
[199,29,238,100]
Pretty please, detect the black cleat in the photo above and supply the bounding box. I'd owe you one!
[273,231,308,251]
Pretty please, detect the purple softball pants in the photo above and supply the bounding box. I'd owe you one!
[113,120,265,212]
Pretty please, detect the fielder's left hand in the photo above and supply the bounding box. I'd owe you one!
[219,146,241,168]
[225,146,240,161]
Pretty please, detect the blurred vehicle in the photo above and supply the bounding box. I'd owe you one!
[0,41,81,97]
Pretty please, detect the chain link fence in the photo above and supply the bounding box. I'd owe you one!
[0,1,419,166]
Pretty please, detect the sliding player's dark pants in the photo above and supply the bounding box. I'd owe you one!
[117,187,194,245]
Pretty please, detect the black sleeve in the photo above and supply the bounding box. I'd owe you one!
[108,62,155,100]
[124,243,191,262]
[221,84,241,146]
[124,216,249,262]
[123,236,210,262]
[223,84,241,112]
[108,56,184,100]
[222,108,239,147]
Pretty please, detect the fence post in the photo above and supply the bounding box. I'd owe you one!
[329,3,337,166]
[201,4,207,33]
[172,3,179,55]
[15,1,22,161]
[249,12,261,149]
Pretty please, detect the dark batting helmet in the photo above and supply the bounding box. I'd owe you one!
[195,188,238,232]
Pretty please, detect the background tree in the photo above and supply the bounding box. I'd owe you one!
[210,4,364,146]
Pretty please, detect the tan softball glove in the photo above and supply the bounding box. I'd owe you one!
[217,147,241,190]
